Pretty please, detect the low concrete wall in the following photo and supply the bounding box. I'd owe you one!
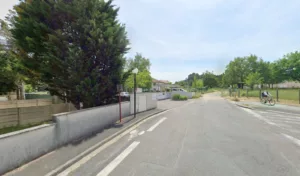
[0,124,56,175]
[171,91,195,99]
[55,102,130,146]
[156,92,171,100]
[130,93,157,114]
[0,102,131,174]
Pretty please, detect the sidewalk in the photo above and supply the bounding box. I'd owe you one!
[4,108,164,176]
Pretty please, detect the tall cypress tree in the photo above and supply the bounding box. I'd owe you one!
[11,0,129,108]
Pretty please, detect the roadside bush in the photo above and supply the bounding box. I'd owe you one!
[172,94,188,101]
[172,94,181,100]
[192,93,202,99]
[179,96,188,100]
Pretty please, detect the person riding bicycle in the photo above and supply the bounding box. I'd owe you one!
[261,90,270,103]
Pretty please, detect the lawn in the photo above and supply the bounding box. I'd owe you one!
[0,122,51,135]
[228,89,300,102]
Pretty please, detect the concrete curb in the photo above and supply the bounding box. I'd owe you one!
[236,104,254,110]
[46,109,166,176]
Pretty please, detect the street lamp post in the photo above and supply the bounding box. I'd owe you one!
[132,68,138,118]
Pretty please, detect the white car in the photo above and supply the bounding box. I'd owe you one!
[119,92,130,97]
[171,88,187,92]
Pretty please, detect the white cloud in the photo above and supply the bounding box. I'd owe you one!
[1,0,299,82]
[114,0,300,81]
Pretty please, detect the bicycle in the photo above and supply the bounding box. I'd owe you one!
[260,95,276,106]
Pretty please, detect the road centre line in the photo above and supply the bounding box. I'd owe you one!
[96,141,140,176]
[282,133,300,147]
[147,117,167,132]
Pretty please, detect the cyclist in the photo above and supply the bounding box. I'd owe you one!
[261,90,270,103]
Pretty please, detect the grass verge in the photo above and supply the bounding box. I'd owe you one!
[0,121,51,135]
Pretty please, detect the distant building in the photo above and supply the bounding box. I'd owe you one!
[152,79,171,92]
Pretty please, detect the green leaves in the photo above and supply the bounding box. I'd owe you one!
[125,70,152,90]
[124,53,152,90]
[126,53,151,72]
[222,51,300,88]
[191,77,203,89]
[11,0,129,108]
[245,72,263,89]
[277,51,300,81]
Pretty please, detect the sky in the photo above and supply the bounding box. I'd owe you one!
[2,0,300,83]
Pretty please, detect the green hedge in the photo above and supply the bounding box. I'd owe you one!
[172,94,188,101]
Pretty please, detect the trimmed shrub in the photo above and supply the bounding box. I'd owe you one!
[172,94,188,101]
[172,94,181,100]
[179,95,188,100]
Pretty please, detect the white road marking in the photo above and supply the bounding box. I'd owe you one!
[267,114,299,118]
[264,116,300,121]
[242,108,277,126]
[49,110,170,176]
[96,141,140,176]
[282,133,300,147]
[267,110,300,116]
[147,117,167,132]
[257,111,268,114]
[130,130,137,135]
[128,130,138,141]
[267,119,300,124]
[138,131,145,135]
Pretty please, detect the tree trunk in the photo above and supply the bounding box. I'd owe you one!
[20,82,25,100]
[16,88,20,100]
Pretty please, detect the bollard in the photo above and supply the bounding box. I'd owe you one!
[299,89,300,104]
[247,89,248,98]
[276,89,279,102]
[238,89,240,97]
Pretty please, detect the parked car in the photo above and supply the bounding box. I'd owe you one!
[171,88,187,92]
[119,92,130,97]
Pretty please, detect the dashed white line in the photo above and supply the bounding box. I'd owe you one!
[282,133,300,147]
[138,131,145,135]
[147,117,167,132]
[96,141,140,176]
[49,110,170,176]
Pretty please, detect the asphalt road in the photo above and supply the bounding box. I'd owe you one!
[53,93,300,176]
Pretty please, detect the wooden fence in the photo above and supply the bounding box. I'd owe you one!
[0,99,52,109]
[0,103,77,128]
